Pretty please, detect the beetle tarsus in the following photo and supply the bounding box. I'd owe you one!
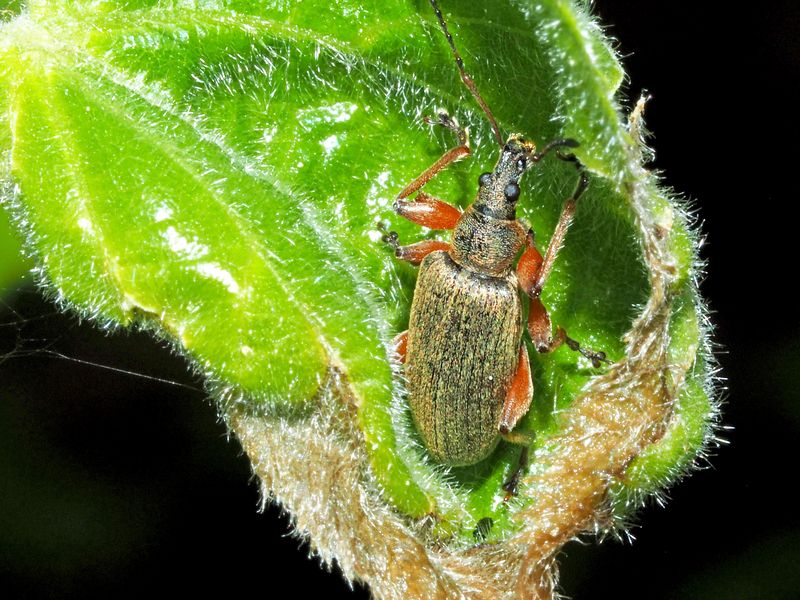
[502,446,530,498]
[472,517,495,543]
[532,138,580,162]
[424,111,468,146]
[565,335,609,368]
[381,229,400,250]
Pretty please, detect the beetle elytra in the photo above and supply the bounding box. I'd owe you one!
[386,0,607,494]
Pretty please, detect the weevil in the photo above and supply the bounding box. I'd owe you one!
[386,0,607,494]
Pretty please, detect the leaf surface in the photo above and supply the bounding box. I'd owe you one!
[0,0,713,540]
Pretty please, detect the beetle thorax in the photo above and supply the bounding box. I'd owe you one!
[449,135,533,276]
[450,209,526,276]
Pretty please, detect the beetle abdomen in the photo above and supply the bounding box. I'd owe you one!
[406,251,523,466]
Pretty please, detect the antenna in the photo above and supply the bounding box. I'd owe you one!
[429,0,505,148]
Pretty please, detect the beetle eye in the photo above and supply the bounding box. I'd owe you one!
[504,182,521,203]
[478,172,492,187]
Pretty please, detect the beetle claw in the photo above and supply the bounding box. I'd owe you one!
[502,478,520,498]
[381,230,400,250]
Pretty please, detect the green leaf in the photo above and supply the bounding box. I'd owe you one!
[0,0,715,544]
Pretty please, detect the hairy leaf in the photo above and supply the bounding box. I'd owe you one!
[1,0,715,560]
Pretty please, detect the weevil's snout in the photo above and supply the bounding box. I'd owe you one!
[474,135,536,220]
[501,135,537,174]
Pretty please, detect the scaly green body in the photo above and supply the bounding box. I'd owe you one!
[406,212,524,465]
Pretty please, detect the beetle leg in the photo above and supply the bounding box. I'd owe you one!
[499,344,533,435]
[391,330,408,363]
[502,447,530,498]
[527,160,589,297]
[497,345,535,497]
[528,297,608,368]
[393,191,462,230]
[515,166,606,367]
[396,240,451,265]
[516,229,543,295]
[396,111,471,200]
[530,197,578,297]
[383,230,451,266]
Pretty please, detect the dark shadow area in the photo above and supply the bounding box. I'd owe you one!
[0,291,369,598]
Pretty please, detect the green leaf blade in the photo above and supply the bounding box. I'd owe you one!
[1,0,717,541]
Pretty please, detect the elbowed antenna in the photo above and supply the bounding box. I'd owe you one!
[429,0,505,148]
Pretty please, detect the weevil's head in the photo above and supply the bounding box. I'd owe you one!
[474,134,579,220]
[474,134,537,220]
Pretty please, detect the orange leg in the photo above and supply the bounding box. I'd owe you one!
[528,297,607,368]
[499,344,533,435]
[383,231,451,266]
[516,230,544,296]
[518,235,567,353]
[515,168,607,368]
[526,155,588,297]
[396,112,471,201]
[397,145,470,200]
[396,240,451,265]
[527,297,562,353]
[391,330,408,363]
[393,191,462,230]
[529,198,577,297]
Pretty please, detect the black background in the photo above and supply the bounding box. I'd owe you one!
[2,1,799,597]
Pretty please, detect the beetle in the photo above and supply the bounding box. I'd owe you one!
[386,0,607,494]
